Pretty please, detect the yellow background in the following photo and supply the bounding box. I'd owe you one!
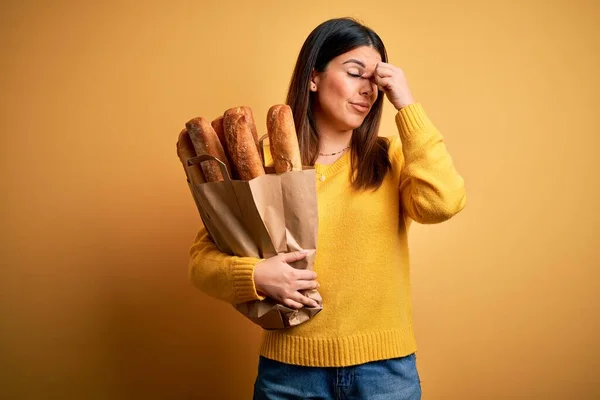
[2,0,598,398]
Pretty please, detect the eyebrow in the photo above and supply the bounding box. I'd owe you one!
[342,59,366,68]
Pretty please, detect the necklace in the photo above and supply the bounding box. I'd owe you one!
[315,148,350,182]
[318,146,350,156]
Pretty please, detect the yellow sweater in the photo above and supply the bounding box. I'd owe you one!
[188,103,466,367]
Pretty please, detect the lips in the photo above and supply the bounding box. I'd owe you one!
[349,102,370,113]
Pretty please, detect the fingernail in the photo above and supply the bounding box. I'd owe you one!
[300,249,309,254]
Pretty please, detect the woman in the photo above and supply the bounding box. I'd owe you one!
[189,17,466,399]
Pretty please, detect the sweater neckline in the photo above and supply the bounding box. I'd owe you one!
[313,150,351,181]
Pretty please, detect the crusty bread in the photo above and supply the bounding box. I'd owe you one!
[210,116,228,153]
[185,117,232,182]
[239,106,260,152]
[176,128,206,184]
[266,105,302,173]
[223,107,266,180]
[211,115,239,180]
[222,107,261,152]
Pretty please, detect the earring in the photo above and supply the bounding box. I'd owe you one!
[311,84,316,91]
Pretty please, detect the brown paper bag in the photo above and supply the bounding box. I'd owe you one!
[183,151,322,330]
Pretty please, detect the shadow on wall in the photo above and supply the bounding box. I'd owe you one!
[90,218,263,398]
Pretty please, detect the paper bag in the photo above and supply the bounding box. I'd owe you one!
[183,151,322,330]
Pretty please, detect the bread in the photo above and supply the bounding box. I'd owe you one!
[239,106,260,152]
[210,116,229,153]
[211,115,239,179]
[223,107,261,152]
[266,105,302,173]
[223,107,266,180]
[185,117,232,182]
[176,128,206,184]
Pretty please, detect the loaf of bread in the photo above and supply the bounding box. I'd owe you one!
[223,107,265,180]
[266,105,302,173]
[210,116,228,153]
[185,117,232,182]
[211,115,239,180]
[176,128,206,184]
[239,106,260,152]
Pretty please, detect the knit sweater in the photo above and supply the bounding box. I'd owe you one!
[188,103,466,367]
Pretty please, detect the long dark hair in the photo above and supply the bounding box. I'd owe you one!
[286,17,391,191]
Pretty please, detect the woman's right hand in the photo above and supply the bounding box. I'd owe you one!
[253,250,319,309]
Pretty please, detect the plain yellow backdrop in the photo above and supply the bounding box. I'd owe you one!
[1,0,598,398]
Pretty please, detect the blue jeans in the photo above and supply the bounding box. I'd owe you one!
[253,353,422,400]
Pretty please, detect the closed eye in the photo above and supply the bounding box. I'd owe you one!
[347,72,362,78]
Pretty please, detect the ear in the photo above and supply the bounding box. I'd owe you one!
[310,69,319,92]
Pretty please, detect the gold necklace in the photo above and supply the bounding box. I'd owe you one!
[315,148,350,182]
[318,146,350,156]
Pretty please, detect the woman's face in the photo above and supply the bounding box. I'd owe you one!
[310,45,381,132]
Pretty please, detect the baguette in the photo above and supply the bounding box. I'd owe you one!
[239,106,260,152]
[211,115,239,179]
[210,116,229,153]
[223,107,266,180]
[266,104,302,173]
[176,128,206,184]
[185,117,232,182]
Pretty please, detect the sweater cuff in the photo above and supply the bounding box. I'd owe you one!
[394,103,435,142]
[231,257,266,303]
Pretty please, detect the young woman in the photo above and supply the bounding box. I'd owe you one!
[189,17,466,400]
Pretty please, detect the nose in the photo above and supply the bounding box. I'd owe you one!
[360,77,377,97]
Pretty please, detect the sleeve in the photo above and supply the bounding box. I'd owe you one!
[188,223,266,304]
[392,103,467,224]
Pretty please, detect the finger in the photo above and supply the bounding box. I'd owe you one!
[377,61,397,71]
[292,292,319,308]
[375,66,394,78]
[295,269,317,281]
[295,279,319,291]
[283,298,304,309]
[373,74,383,89]
[376,76,394,90]
[280,250,308,263]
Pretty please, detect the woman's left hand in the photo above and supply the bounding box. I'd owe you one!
[373,62,415,110]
